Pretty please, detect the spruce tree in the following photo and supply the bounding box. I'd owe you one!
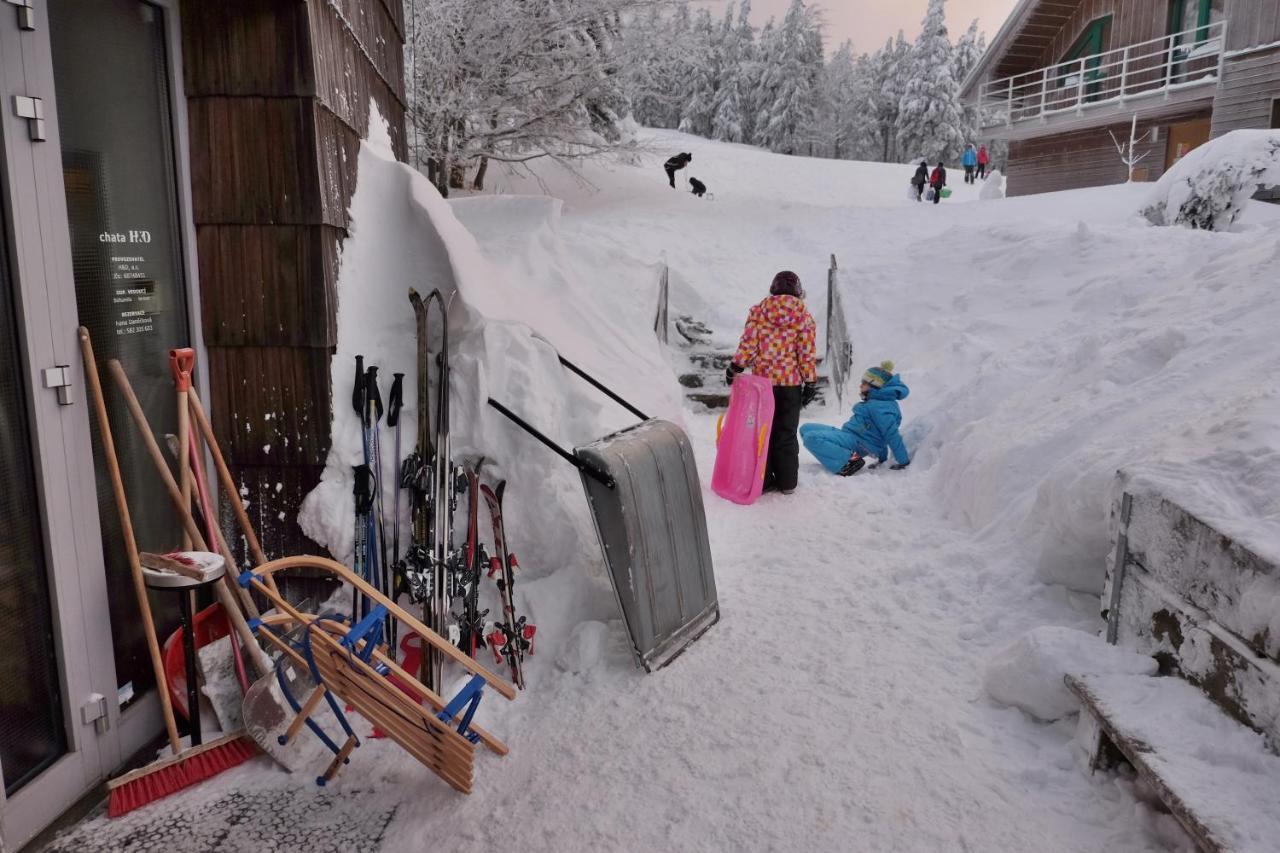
[896,0,966,164]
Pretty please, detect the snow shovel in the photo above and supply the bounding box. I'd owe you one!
[488,351,719,672]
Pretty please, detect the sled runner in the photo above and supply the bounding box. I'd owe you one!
[488,350,719,672]
[240,556,514,792]
[711,374,774,506]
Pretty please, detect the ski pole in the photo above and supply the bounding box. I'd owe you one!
[366,366,390,636]
[387,372,405,648]
[351,358,367,621]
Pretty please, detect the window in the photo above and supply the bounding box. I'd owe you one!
[1170,0,1224,42]
[1271,98,1280,129]
[1056,17,1112,91]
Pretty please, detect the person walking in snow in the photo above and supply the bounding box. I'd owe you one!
[800,362,910,476]
[977,144,990,180]
[664,152,692,188]
[911,161,930,202]
[930,162,947,204]
[726,271,818,495]
[962,144,978,184]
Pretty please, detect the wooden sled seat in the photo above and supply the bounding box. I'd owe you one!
[241,556,516,792]
[1069,673,1280,853]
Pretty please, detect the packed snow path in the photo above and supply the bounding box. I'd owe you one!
[46,129,1280,852]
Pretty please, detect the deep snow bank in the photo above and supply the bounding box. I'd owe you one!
[845,185,1280,594]
[299,111,683,610]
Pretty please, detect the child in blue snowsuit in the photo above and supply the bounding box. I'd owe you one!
[800,361,910,476]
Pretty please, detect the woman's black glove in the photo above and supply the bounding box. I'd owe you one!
[801,382,818,407]
[726,363,745,386]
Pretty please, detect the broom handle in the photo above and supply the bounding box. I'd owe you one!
[106,360,272,678]
[175,381,192,549]
[185,417,262,619]
[78,328,183,755]
[187,389,267,567]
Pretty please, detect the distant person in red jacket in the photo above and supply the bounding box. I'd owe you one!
[977,145,990,180]
[930,163,947,205]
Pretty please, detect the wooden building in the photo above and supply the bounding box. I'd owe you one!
[0,2,403,847]
[961,0,1280,196]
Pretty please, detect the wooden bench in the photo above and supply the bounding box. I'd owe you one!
[1071,478,1280,852]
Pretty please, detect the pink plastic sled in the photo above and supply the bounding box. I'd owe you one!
[712,374,775,505]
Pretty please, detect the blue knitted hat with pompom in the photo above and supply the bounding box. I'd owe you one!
[862,361,895,388]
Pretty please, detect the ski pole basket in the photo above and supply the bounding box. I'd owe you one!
[488,352,719,672]
[240,556,515,793]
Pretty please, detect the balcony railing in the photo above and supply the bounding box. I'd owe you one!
[977,21,1227,128]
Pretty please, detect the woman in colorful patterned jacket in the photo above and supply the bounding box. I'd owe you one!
[725,270,819,495]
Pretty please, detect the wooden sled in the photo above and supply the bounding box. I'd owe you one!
[241,556,516,792]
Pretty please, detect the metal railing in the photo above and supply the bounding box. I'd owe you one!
[825,254,852,407]
[978,21,1227,127]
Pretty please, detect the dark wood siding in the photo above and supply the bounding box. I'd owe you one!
[1035,0,1168,69]
[182,0,405,562]
[1224,0,1280,52]
[1006,107,1212,195]
[1211,46,1280,134]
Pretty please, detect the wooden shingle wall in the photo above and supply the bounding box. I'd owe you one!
[1005,107,1212,196]
[1212,45,1280,136]
[182,0,405,562]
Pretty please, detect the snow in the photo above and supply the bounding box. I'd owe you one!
[983,627,1157,722]
[1143,129,1280,230]
[1072,673,1280,853]
[54,126,1280,852]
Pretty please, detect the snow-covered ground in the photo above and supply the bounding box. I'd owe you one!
[48,128,1280,853]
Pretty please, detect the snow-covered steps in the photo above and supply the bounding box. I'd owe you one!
[672,315,829,410]
[1069,673,1280,853]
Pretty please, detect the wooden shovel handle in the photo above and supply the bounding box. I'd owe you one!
[106,359,271,678]
[78,328,182,755]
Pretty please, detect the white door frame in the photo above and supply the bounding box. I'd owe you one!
[0,0,203,847]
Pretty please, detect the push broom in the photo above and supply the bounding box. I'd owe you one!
[79,328,256,817]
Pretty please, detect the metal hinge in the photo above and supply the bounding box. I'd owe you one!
[81,694,110,734]
[42,365,73,405]
[12,95,45,141]
[4,0,34,31]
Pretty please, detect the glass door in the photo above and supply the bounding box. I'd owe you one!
[1,0,199,846]
[49,0,191,710]
[0,200,68,801]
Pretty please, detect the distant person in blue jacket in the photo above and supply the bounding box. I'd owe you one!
[800,361,910,476]
[962,144,978,184]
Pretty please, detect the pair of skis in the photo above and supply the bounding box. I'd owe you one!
[401,288,533,691]
[480,480,535,690]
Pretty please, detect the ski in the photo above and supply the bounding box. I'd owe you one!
[405,288,453,691]
[480,480,535,690]
[452,462,489,658]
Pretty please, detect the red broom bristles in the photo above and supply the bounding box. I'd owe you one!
[107,734,257,818]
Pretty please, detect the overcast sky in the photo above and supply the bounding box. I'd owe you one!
[743,0,1021,52]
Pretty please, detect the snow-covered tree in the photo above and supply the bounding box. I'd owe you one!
[953,19,986,148]
[755,0,824,155]
[805,41,879,161]
[678,8,719,137]
[896,0,967,164]
[407,0,660,195]
[873,32,911,163]
[711,1,748,143]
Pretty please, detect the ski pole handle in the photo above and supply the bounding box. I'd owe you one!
[352,355,365,416]
[387,372,404,427]
[366,366,384,422]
